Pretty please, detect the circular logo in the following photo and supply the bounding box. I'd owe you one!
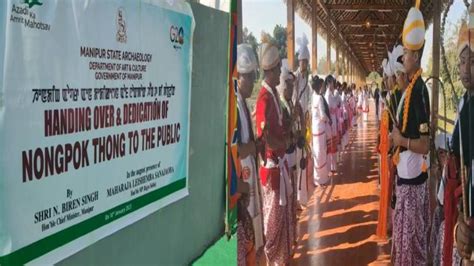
[170,26,184,45]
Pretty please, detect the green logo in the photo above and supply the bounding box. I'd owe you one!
[24,0,42,8]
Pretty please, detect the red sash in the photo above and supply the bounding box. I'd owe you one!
[443,155,461,266]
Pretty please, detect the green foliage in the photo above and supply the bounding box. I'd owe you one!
[242,27,259,64]
[366,71,382,89]
[272,25,287,59]
[367,71,380,81]
[438,19,465,110]
[244,25,289,67]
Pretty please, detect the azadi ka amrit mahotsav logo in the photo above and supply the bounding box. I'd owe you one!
[24,0,42,8]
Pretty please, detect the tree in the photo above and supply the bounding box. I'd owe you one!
[367,71,380,81]
[367,71,382,89]
[439,20,464,110]
[242,27,258,63]
[273,25,287,59]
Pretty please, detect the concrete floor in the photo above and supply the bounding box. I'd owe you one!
[292,104,391,266]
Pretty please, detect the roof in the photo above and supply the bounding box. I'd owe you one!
[287,0,446,75]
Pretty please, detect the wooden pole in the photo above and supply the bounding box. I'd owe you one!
[311,4,318,74]
[237,0,243,43]
[335,44,339,80]
[342,51,345,82]
[326,25,331,75]
[429,0,441,217]
[287,0,295,71]
[431,0,440,133]
[345,53,348,82]
[349,61,352,84]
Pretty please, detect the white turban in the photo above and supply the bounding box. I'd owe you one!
[277,59,294,95]
[237,44,258,74]
[402,0,425,51]
[390,45,405,74]
[383,54,394,77]
[259,41,280,71]
[297,33,310,61]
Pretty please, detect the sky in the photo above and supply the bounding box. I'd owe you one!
[242,0,470,73]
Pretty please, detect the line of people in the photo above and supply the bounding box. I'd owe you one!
[376,2,474,265]
[235,33,366,265]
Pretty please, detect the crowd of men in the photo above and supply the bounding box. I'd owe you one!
[236,0,474,265]
[235,31,369,265]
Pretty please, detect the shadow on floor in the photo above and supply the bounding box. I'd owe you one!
[292,241,379,266]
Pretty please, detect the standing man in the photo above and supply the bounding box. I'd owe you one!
[374,86,380,120]
[451,7,474,264]
[293,33,311,207]
[390,44,405,120]
[256,37,291,265]
[325,75,338,173]
[311,76,330,186]
[236,44,264,265]
[277,59,298,255]
[390,1,431,264]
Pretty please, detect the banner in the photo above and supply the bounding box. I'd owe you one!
[0,1,194,264]
[225,0,239,237]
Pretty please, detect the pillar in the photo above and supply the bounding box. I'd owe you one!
[287,0,295,70]
[431,0,441,133]
[326,28,331,75]
[311,4,318,73]
[237,0,242,43]
[335,44,339,80]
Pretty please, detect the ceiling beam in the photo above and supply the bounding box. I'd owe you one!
[349,41,391,45]
[346,36,398,42]
[356,46,388,50]
[326,4,409,11]
[315,0,367,74]
[345,33,398,37]
[338,20,401,26]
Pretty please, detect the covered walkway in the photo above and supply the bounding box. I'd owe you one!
[292,103,391,266]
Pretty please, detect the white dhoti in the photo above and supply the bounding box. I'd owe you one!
[362,96,369,122]
[312,129,329,185]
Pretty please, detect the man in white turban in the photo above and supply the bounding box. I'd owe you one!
[293,33,311,206]
[236,43,264,266]
[390,1,431,264]
[255,37,292,264]
[277,58,299,255]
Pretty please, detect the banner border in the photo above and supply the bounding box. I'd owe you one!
[0,178,186,265]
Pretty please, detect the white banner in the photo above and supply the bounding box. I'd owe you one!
[0,1,194,264]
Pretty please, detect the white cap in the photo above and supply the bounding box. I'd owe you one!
[259,33,280,70]
[402,0,425,51]
[384,53,394,77]
[237,44,258,74]
[297,33,310,61]
[277,59,294,95]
